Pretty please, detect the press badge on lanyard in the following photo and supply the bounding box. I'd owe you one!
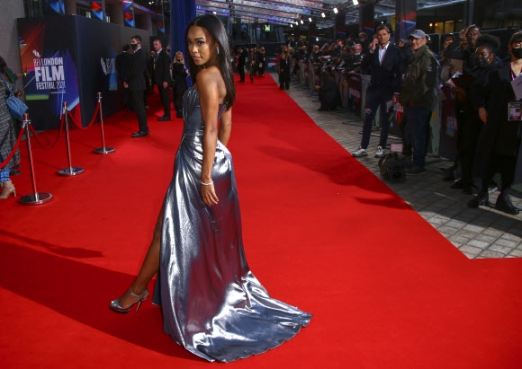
[508,102,522,121]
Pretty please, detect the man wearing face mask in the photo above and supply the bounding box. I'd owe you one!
[469,31,522,214]
[125,35,149,138]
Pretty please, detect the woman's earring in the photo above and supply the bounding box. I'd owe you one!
[217,47,220,55]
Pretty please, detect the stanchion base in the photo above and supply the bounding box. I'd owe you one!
[93,147,115,154]
[57,167,84,176]
[19,192,53,205]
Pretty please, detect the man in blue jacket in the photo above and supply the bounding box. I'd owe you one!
[352,25,404,158]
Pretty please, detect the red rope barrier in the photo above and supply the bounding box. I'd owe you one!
[29,113,65,151]
[0,126,25,169]
[67,103,100,130]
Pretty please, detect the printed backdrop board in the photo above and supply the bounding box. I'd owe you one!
[17,16,149,130]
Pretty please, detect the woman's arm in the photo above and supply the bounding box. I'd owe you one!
[198,67,222,206]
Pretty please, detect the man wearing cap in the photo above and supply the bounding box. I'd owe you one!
[397,29,439,174]
[352,25,404,159]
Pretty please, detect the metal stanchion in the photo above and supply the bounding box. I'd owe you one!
[57,102,84,176]
[93,92,115,154]
[19,114,53,205]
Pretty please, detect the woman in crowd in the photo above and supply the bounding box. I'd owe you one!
[171,51,189,118]
[0,56,21,199]
[469,31,522,214]
[278,46,291,90]
[109,15,311,362]
[315,71,342,111]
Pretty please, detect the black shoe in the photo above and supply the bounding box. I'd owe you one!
[450,180,465,189]
[131,131,149,138]
[9,169,21,176]
[468,192,488,208]
[495,192,520,215]
[158,115,171,121]
[318,107,326,111]
[145,105,150,109]
[176,113,183,118]
[407,166,425,175]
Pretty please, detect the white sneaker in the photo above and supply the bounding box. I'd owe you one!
[375,146,385,158]
[352,147,368,157]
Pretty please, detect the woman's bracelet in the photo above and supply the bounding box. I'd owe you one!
[201,181,213,186]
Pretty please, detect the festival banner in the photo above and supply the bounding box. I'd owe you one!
[157,4,165,35]
[90,1,105,21]
[123,1,135,28]
[395,0,417,41]
[17,16,120,130]
[44,0,65,15]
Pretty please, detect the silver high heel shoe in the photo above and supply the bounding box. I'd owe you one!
[109,288,149,313]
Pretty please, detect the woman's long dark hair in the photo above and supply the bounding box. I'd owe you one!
[185,15,236,108]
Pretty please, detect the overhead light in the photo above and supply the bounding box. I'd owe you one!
[333,8,338,14]
[295,20,299,25]
[290,24,293,28]
[321,12,325,18]
[213,11,216,15]
[308,17,312,22]
[316,37,319,42]
[300,19,304,24]
[353,0,358,5]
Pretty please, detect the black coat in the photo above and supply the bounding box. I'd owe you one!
[126,48,147,91]
[171,63,188,94]
[279,57,291,82]
[361,44,404,94]
[153,49,171,86]
[115,51,132,82]
[318,78,342,109]
[474,59,522,184]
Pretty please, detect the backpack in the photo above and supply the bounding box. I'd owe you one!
[378,153,407,183]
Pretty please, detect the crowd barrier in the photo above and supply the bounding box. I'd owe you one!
[294,62,455,159]
[0,92,115,205]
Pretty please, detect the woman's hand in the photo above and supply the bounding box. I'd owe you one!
[201,183,219,206]
[478,107,488,124]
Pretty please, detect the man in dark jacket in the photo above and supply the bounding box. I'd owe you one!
[152,38,172,121]
[398,29,439,174]
[125,35,149,138]
[236,46,246,82]
[116,44,133,112]
[352,26,403,158]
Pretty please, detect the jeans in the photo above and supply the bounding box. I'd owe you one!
[404,105,431,169]
[360,86,393,149]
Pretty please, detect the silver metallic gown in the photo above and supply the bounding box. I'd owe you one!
[152,87,311,362]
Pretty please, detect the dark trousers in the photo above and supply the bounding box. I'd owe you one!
[238,66,245,82]
[279,79,289,90]
[404,106,431,169]
[360,87,393,149]
[173,93,183,117]
[131,89,148,133]
[458,114,482,186]
[157,84,171,117]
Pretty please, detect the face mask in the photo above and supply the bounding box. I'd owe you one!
[354,53,360,56]
[512,48,522,59]
[476,56,490,69]
[130,43,138,50]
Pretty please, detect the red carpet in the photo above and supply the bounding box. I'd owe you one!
[1,76,521,368]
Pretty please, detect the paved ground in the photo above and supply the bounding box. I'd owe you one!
[280,75,522,259]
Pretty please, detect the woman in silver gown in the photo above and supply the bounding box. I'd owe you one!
[110,15,311,362]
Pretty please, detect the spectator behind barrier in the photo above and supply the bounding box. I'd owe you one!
[315,71,342,111]
[468,31,522,215]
